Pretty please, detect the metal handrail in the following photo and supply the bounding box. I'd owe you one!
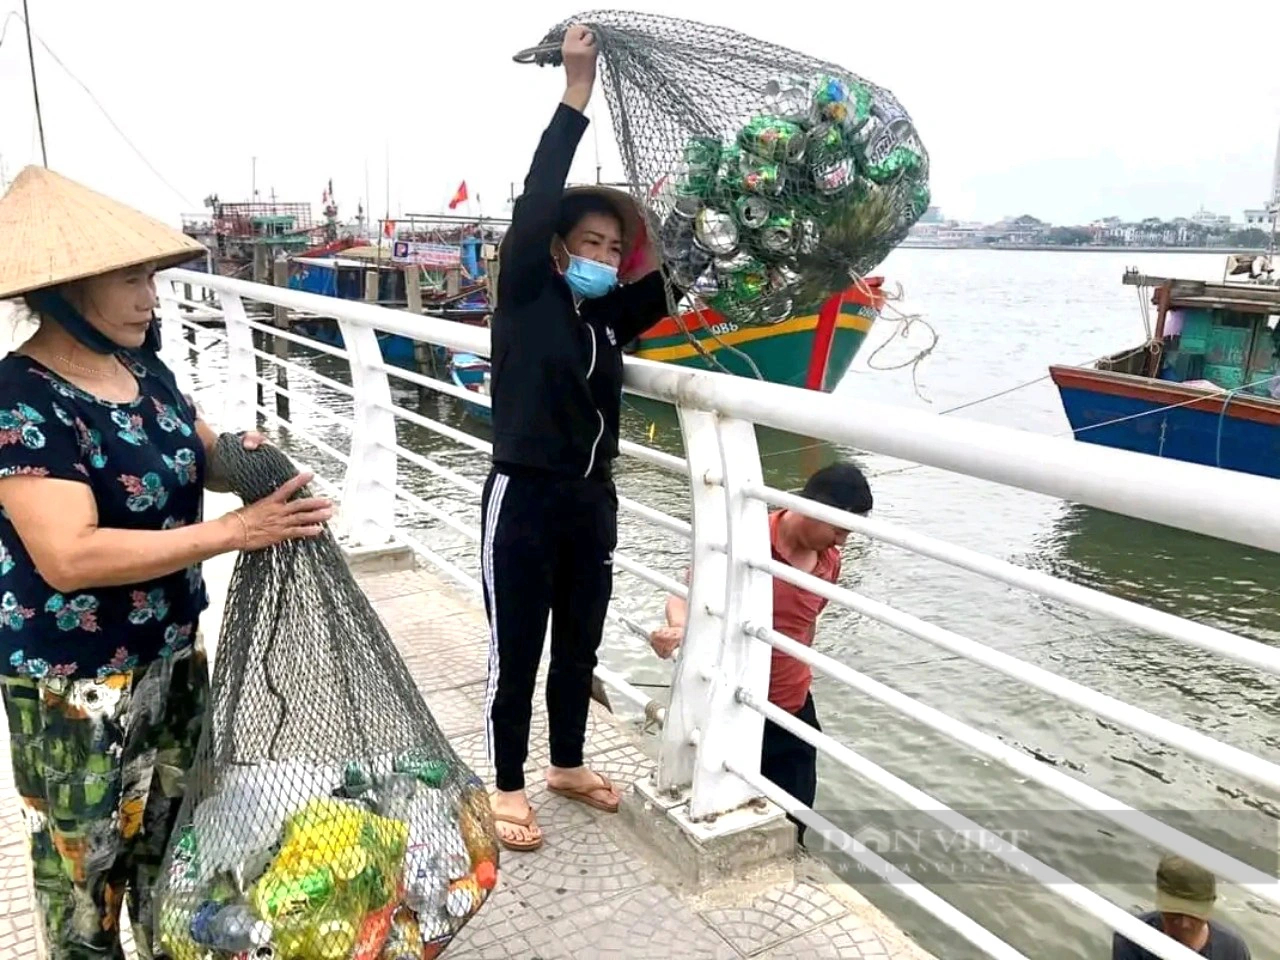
[747,483,1280,677]
[738,692,1210,960]
[752,552,1280,794]
[162,267,1280,553]
[743,622,1280,904]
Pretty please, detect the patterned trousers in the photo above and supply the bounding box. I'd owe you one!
[2,642,208,960]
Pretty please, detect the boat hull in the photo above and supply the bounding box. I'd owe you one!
[449,354,492,424]
[1050,365,1280,479]
[631,284,882,392]
[291,321,422,367]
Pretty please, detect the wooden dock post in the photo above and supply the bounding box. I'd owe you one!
[404,265,433,407]
[253,244,270,285]
[485,250,499,309]
[271,258,291,423]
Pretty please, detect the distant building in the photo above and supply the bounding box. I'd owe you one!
[1087,217,1128,244]
[986,214,1048,244]
[1243,208,1274,228]
[918,205,944,224]
[1190,206,1232,230]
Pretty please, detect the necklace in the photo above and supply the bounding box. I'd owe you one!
[49,353,120,379]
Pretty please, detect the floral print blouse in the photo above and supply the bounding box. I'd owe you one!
[0,353,208,680]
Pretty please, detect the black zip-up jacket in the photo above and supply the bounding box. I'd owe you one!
[490,103,670,480]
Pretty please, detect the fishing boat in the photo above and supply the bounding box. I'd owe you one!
[629,280,884,391]
[286,254,421,365]
[448,353,492,423]
[285,216,502,368]
[181,194,337,278]
[1049,258,1280,478]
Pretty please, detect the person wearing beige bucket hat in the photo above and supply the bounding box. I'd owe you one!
[0,166,334,959]
[1112,854,1250,958]
[479,24,677,853]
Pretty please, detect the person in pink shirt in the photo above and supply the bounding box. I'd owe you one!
[650,463,873,843]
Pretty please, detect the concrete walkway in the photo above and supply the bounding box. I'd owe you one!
[1,494,933,960]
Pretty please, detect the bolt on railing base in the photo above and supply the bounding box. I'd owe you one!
[615,774,797,894]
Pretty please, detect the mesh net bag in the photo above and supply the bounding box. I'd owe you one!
[152,437,498,960]
[529,10,930,326]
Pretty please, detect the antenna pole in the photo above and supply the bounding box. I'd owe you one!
[22,0,48,167]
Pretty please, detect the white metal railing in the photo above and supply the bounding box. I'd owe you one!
[158,270,1280,960]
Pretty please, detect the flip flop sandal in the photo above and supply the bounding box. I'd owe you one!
[547,772,621,813]
[493,808,543,852]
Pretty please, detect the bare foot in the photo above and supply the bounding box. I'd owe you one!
[490,788,542,850]
[545,765,621,811]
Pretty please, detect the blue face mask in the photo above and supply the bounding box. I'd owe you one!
[564,254,618,299]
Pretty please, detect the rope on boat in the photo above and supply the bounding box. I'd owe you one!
[852,273,939,404]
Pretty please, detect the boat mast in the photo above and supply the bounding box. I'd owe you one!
[1269,122,1280,259]
[22,0,47,167]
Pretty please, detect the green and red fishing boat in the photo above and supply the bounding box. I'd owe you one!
[627,279,884,391]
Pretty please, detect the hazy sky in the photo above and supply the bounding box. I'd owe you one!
[1,1,1277,228]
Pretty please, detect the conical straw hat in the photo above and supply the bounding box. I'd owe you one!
[0,166,206,300]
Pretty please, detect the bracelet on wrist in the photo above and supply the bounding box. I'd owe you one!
[231,510,250,550]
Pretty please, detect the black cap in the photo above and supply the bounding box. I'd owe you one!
[802,462,873,516]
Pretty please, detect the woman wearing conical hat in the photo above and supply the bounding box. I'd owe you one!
[0,167,333,958]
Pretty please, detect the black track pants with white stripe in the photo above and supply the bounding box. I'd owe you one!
[480,466,617,792]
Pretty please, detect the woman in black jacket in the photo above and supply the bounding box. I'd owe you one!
[481,24,672,851]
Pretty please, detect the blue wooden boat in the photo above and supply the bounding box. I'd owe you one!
[449,353,492,423]
[1050,262,1280,478]
[287,256,421,366]
[286,246,494,368]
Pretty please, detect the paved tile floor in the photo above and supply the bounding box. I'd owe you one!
[1,547,934,959]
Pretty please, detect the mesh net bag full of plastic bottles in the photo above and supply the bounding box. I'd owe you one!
[530,10,930,326]
[152,437,498,960]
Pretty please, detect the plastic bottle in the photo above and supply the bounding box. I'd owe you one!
[157,891,204,960]
[444,876,482,919]
[189,901,273,953]
[402,847,446,916]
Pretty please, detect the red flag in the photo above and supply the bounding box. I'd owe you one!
[448,181,469,210]
[382,218,394,238]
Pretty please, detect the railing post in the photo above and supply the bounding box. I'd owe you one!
[657,407,774,821]
[158,282,182,352]
[219,292,258,432]
[336,318,397,547]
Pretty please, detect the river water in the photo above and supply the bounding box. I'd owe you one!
[21,249,1274,958]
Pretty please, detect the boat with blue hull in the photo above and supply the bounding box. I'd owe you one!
[287,255,427,367]
[1050,261,1280,478]
[448,353,492,423]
